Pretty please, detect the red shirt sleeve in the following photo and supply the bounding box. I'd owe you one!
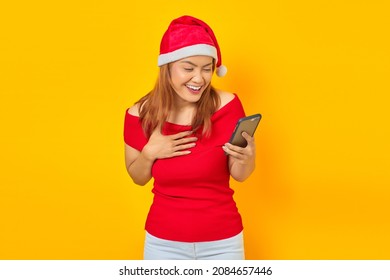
[123,110,148,151]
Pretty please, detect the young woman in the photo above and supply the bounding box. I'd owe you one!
[124,15,256,260]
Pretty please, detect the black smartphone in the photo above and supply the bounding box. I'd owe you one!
[228,114,262,147]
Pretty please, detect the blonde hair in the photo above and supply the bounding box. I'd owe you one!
[136,64,220,137]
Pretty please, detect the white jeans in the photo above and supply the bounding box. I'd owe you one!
[144,231,245,260]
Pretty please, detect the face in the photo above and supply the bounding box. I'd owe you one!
[169,56,214,106]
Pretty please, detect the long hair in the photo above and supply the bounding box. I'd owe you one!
[136,64,220,138]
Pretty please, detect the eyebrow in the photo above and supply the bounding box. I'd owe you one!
[180,61,213,67]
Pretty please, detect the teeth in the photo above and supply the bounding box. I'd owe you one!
[186,84,201,91]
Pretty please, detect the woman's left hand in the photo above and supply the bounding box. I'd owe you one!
[222,132,256,181]
[223,132,256,164]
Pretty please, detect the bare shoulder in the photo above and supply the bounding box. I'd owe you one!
[216,89,235,109]
[127,103,141,117]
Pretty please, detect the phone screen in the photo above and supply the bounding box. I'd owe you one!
[228,114,262,147]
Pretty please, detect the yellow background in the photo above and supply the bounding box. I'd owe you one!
[1,0,389,259]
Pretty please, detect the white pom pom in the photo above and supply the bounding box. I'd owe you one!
[216,65,227,77]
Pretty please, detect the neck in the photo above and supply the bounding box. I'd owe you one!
[168,102,196,125]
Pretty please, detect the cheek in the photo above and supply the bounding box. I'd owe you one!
[171,69,189,84]
[204,73,213,84]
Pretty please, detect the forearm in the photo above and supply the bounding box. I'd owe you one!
[229,157,256,182]
[127,151,154,186]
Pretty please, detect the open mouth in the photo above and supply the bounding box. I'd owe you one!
[186,84,202,92]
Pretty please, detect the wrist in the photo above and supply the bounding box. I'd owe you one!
[141,147,157,162]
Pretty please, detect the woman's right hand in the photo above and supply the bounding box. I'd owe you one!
[142,127,197,161]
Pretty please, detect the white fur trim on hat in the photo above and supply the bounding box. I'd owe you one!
[158,44,218,66]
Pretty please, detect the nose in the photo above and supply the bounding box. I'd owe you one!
[191,70,203,84]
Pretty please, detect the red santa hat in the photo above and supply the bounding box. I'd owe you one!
[158,15,227,77]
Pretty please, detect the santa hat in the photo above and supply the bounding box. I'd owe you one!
[157,15,227,77]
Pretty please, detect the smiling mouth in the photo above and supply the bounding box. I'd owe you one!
[186,84,202,92]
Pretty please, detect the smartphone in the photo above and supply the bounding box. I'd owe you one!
[228,114,262,147]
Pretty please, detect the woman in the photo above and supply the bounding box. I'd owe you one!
[124,15,256,260]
